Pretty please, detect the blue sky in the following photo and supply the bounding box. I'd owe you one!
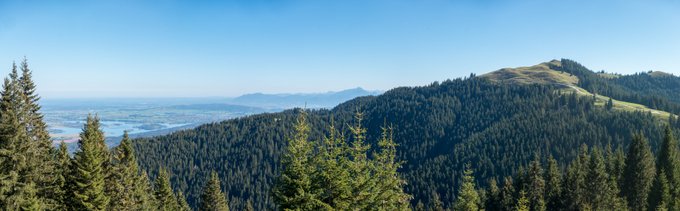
[1,0,679,98]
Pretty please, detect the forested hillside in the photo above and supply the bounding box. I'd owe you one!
[553,59,680,113]
[133,59,680,210]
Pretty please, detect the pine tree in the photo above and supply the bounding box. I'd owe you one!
[544,156,562,210]
[176,191,191,211]
[55,142,71,210]
[649,126,680,211]
[563,144,589,210]
[485,178,502,211]
[69,115,110,210]
[370,126,411,210]
[586,147,613,209]
[500,177,515,211]
[154,168,179,211]
[200,171,229,211]
[135,171,156,210]
[524,156,546,211]
[623,133,656,211]
[18,58,58,208]
[606,144,626,191]
[515,190,530,211]
[0,64,35,209]
[109,131,145,210]
[453,164,481,211]
[346,112,374,210]
[312,122,351,209]
[430,191,444,211]
[650,169,672,211]
[272,110,318,210]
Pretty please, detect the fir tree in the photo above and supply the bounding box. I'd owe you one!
[154,168,179,211]
[346,112,374,210]
[650,169,672,211]
[55,141,71,210]
[176,191,191,211]
[453,164,481,211]
[430,191,444,211]
[0,64,36,209]
[135,171,156,210]
[109,131,144,210]
[563,144,589,210]
[370,126,411,210]
[544,156,562,210]
[200,171,229,211]
[485,178,501,211]
[18,58,58,208]
[524,156,546,211]
[272,110,317,210]
[69,115,110,210]
[515,190,530,211]
[586,148,613,209]
[649,126,680,211]
[312,122,351,209]
[500,177,515,211]
[623,133,656,211]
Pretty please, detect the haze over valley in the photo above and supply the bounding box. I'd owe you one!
[42,87,380,148]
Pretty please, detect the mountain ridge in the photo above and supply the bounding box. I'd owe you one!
[133,59,680,210]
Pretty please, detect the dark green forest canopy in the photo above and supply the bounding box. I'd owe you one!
[133,60,680,210]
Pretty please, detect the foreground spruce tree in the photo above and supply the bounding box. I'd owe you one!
[55,142,71,210]
[272,111,317,210]
[623,133,656,211]
[544,156,562,210]
[453,164,481,211]
[136,171,157,210]
[18,58,59,208]
[69,115,110,210]
[649,126,680,211]
[273,110,410,210]
[109,131,151,210]
[200,171,230,211]
[154,168,180,211]
[0,61,58,209]
[176,191,192,211]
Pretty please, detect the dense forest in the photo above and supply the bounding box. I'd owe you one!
[133,59,680,210]
[5,58,680,210]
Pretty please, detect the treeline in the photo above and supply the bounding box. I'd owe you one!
[0,60,229,210]
[438,127,680,211]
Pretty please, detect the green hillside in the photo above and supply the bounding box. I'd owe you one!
[133,60,680,210]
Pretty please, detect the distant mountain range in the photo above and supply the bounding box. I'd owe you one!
[227,87,382,109]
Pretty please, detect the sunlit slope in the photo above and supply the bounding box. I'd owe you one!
[480,60,673,119]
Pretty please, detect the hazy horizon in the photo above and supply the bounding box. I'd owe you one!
[2,1,679,98]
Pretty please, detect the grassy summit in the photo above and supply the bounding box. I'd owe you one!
[480,60,578,85]
[481,60,674,119]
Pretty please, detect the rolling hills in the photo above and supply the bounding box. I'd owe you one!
[133,59,680,210]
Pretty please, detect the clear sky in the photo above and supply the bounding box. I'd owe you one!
[1,0,679,98]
